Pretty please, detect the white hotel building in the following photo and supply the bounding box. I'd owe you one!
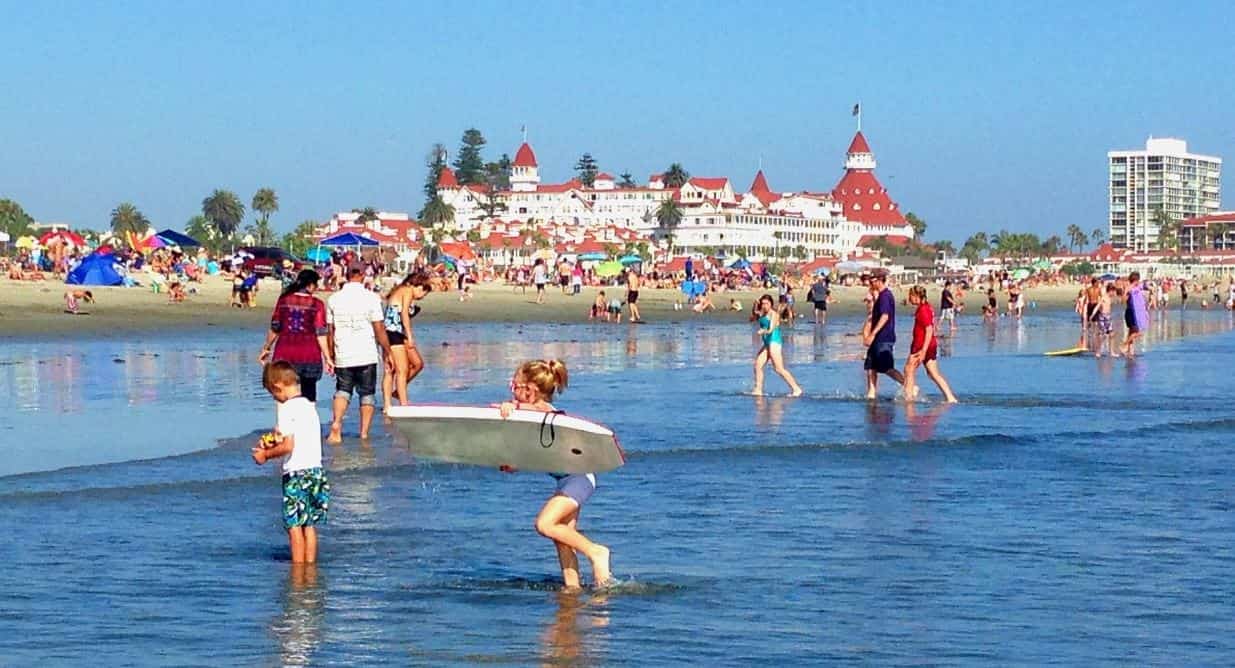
[434,131,913,261]
[1108,137,1222,251]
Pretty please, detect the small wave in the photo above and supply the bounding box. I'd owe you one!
[630,432,1021,461]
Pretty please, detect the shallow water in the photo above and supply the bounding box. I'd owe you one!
[2,308,1234,664]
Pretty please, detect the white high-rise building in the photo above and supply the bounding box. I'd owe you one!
[1108,137,1222,251]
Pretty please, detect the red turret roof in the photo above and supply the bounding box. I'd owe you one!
[437,167,458,188]
[513,142,538,167]
[847,131,872,154]
[688,177,730,190]
[832,131,907,228]
[595,172,614,181]
[748,170,778,207]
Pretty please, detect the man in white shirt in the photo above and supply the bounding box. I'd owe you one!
[326,265,394,443]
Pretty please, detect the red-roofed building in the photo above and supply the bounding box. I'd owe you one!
[513,142,538,167]
[747,170,778,208]
[511,141,540,192]
[437,167,458,188]
[1181,211,1235,252]
[831,131,913,239]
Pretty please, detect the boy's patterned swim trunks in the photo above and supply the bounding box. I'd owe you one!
[282,467,330,528]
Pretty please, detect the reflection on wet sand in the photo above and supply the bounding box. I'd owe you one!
[272,564,324,667]
[753,395,786,427]
[905,402,952,442]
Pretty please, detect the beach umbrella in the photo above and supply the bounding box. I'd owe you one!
[15,235,37,249]
[154,229,201,248]
[578,251,606,261]
[619,254,642,266]
[1099,273,1117,281]
[40,229,87,247]
[303,247,332,262]
[729,258,751,270]
[595,260,623,277]
[1011,268,1031,280]
[1032,259,1052,271]
[142,235,168,249]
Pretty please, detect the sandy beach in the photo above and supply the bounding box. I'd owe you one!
[0,275,1094,338]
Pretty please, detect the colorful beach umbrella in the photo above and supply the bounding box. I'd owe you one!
[40,229,87,247]
[154,229,201,248]
[15,235,37,249]
[142,235,168,249]
[1011,268,1031,280]
[618,254,642,265]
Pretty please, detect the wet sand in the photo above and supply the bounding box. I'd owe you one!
[0,275,1092,338]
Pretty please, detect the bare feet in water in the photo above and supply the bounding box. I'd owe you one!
[587,544,612,586]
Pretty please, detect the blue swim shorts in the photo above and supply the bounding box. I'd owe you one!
[282,467,330,529]
[553,473,597,507]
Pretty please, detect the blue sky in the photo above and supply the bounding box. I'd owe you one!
[2,0,1232,243]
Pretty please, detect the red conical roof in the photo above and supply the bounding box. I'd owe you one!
[513,142,538,167]
[437,166,458,188]
[749,170,771,193]
[847,131,872,154]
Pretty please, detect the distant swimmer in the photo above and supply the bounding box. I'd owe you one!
[939,280,956,333]
[903,286,958,403]
[625,268,643,323]
[498,359,613,590]
[751,294,803,397]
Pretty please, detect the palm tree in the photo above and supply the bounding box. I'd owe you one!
[1152,207,1179,252]
[252,188,279,225]
[772,230,784,259]
[110,202,149,241]
[421,197,456,228]
[794,244,808,261]
[1090,227,1106,248]
[352,207,380,224]
[202,189,245,240]
[663,163,689,188]
[655,198,683,231]
[1066,224,1083,252]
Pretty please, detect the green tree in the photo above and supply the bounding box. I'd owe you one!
[934,239,956,254]
[109,202,150,241]
[793,244,809,261]
[1061,260,1096,277]
[636,241,651,261]
[1066,224,1083,252]
[905,211,927,239]
[185,214,221,253]
[663,163,689,188]
[484,156,512,192]
[422,143,448,205]
[202,189,245,240]
[453,128,487,185]
[0,198,35,240]
[575,153,599,187]
[1152,206,1179,252]
[465,229,481,243]
[618,172,637,189]
[282,220,320,257]
[656,198,683,230]
[1042,235,1064,255]
[252,188,278,226]
[1090,227,1106,248]
[602,242,620,258]
[478,183,507,221]
[421,197,455,228]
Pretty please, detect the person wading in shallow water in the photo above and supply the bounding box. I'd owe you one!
[863,271,905,399]
[326,265,394,442]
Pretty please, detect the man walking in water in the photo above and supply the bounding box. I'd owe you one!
[863,271,905,399]
[326,265,394,443]
[626,268,643,323]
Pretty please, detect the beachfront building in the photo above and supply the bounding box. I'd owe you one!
[1180,212,1235,252]
[1108,137,1222,252]
[433,130,913,261]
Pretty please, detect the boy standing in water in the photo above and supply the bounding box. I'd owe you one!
[253,362,330,564]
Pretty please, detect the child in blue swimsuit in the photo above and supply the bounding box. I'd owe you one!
[753,294,803,396]
[499,359,613,590]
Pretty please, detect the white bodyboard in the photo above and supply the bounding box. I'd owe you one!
[386,404,625,474]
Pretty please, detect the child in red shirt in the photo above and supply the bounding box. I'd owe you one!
[904,286,958,403]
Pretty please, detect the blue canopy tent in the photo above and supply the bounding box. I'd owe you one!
[314,232,379,265]
[578,251,606,261]
[729,258,751,270]
[66,252,124,286]
[319,232,379,247]
[303,247,332,262]
[619,255,642,266]
[154,229,201,248]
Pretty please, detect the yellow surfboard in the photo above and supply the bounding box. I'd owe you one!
[1044,347,1089,357]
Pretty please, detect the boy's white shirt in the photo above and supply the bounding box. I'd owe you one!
[276,396,323,474]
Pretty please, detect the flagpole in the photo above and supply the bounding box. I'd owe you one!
[857,102,862,132]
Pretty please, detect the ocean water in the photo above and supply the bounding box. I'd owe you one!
[2,307,1234,665]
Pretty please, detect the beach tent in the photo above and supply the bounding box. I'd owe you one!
[319,232,379,248]
[154,229,201,248]
[66,252,124,286]
[729,258,751,270]
[578,251,606,261]
[619,255,642,266]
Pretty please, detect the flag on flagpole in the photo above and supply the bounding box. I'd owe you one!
[852,103,860,116]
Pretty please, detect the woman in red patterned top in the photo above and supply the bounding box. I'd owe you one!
[903,285,958,403]
[258,269,333,402]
